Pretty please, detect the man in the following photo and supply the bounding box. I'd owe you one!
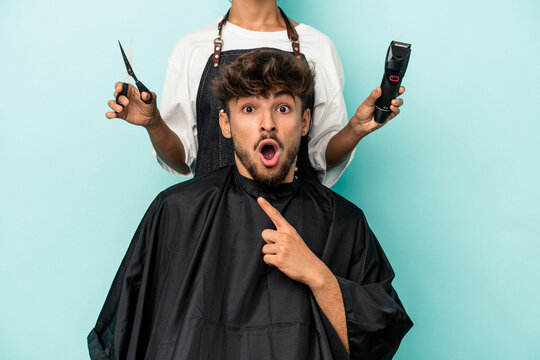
[90,49,412,360]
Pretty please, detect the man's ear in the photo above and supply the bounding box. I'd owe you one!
[219,110,232,139]
[301,108,311,136]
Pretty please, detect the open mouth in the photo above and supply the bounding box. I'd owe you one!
[258,140,280,167]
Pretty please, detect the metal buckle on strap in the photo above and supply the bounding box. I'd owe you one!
[213,37,224,68]
[292,40,300,57]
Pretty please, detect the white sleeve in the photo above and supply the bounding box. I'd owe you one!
[307,40,354,188]
[152,42,198,177]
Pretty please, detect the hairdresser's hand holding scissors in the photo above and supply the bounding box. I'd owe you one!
[347,86,405,138]
[105,41,191,174]
[106,41,158,128]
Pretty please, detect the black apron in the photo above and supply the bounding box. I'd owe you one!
[193,8,318,182]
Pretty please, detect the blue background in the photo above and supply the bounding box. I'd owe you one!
[1,0,539,359]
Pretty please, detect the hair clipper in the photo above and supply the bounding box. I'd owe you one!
[374,41,411,124]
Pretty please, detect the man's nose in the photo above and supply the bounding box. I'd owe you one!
[260,110,276,132]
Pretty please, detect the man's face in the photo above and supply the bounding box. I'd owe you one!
[219,90,310,188]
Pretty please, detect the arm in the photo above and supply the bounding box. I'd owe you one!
[325,86,405,170]
[257,197,350,353]
[332,212,413,360]
[308,263,350,354]
[106,82,191,175]
[257,197,412,359]
[145,113,191,175]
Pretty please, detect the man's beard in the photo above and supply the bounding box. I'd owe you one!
[233,133,300,189]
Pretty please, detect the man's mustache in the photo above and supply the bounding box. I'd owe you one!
[254,133,283,151]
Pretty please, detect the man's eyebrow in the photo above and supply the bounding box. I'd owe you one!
[272,90,296,102]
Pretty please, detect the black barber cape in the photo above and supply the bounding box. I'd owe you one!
[88,166,412,360]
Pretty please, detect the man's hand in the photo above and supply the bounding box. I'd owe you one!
[257,197,328,287]
[106,82,159,128]
[257,197,350,353]
[348,86,405,138]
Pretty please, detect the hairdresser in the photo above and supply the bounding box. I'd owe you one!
[106,0,405,187]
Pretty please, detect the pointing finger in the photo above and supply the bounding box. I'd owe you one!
[257,197,288,230]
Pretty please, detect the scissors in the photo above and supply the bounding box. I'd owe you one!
[115,40,153,109]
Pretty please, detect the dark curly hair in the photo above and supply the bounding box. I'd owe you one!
[213,49,315,114]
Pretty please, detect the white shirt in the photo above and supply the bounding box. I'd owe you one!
[157,19,353,187]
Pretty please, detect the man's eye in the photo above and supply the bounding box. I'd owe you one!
[242,106,254,113]
[277,105,290,113]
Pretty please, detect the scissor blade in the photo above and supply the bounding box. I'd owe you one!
[124,41,132,83]
[118,40,138,82]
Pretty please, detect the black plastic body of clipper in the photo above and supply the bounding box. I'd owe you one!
[374,41,411,124]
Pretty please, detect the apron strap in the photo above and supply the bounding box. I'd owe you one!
[212,10,229,68]
[213,7,300,68]
[278,7,300,58]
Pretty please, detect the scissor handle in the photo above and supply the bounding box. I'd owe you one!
[114,82,129,114]
[135,81,153,104]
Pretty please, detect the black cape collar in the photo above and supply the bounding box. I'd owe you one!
[233,166,299,202]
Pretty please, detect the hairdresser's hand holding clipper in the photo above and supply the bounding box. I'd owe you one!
[326,41,411,170]
[351,85,405,134]
[353,41,411,133]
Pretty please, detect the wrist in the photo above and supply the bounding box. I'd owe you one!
[306,260,334,291]
[346,117,369,141]
[145,112,164,132]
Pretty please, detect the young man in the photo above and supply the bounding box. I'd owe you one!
[91,49,412,360]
